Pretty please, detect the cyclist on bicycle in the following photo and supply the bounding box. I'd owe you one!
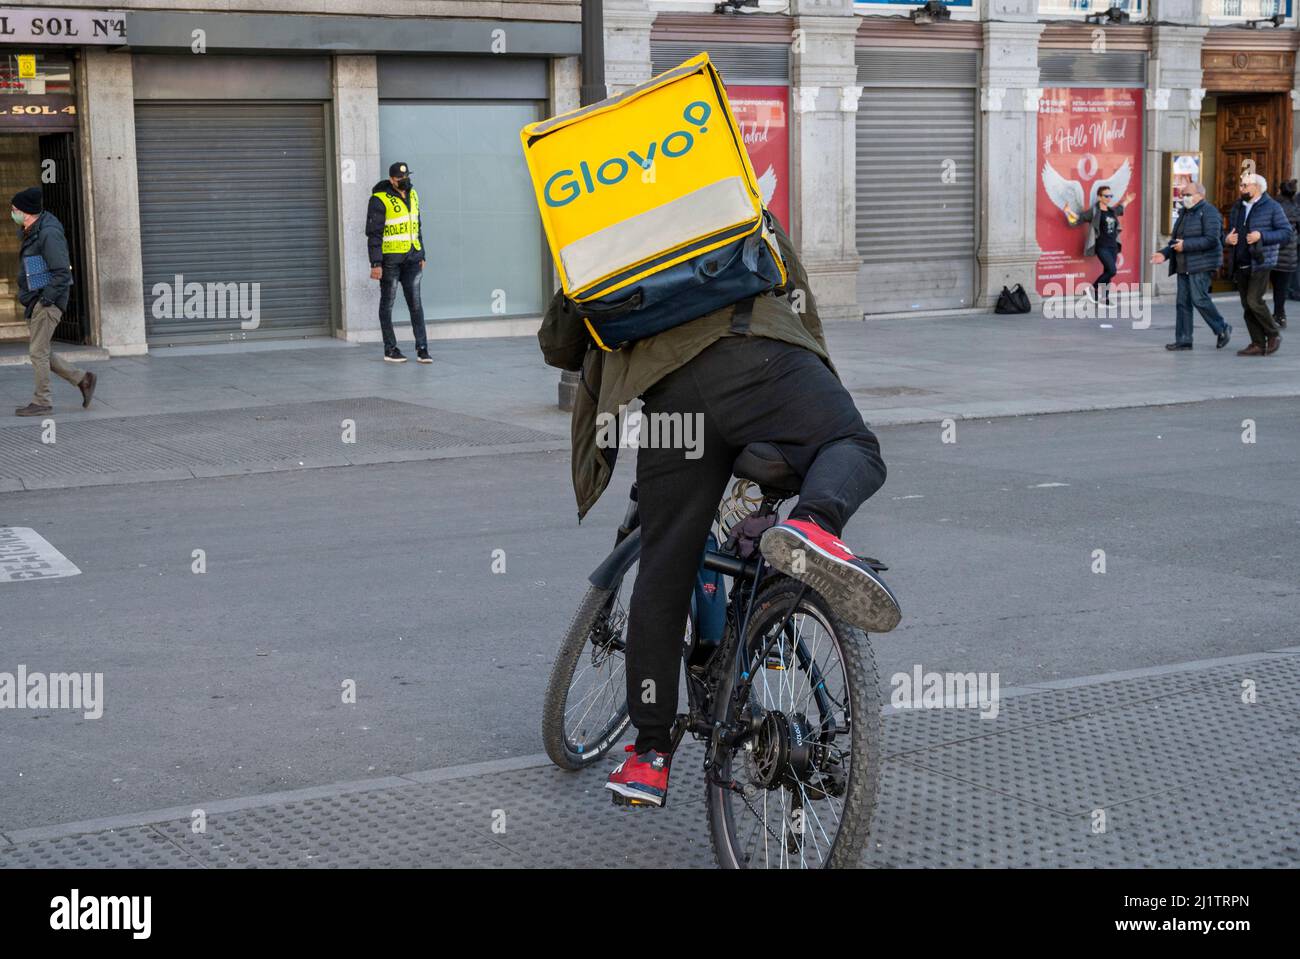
[538,215,901,807]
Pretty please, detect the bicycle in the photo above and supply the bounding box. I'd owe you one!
[541,441,888,869]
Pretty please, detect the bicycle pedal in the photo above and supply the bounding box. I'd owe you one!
[610,792,666,809]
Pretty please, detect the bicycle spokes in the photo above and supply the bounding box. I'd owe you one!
[722,600,856,868]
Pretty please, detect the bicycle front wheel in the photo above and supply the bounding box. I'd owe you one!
[707,577,882,869]
[540,566,636,770]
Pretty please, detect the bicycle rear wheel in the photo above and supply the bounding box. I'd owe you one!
[707,577,881,868]
[541,566,636,770]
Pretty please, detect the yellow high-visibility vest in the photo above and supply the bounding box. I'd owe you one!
[374,188,422,255]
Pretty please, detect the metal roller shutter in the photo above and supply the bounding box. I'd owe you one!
[855,84,977,312]
[652,41,790,84]
[136,102,332,341]
[1038,52,1146,88]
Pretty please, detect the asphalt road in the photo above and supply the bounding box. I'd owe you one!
[0,396,1296,831]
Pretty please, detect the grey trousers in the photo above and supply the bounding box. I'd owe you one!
[27,302,83,407]
[1235,269,1279,348]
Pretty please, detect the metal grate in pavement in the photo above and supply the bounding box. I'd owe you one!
[0,826,201,869]
[0,398,560,483]
[884,658,1290,756]
[2,658,1296,868]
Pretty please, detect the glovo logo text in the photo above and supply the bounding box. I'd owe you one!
[543,101,713,208]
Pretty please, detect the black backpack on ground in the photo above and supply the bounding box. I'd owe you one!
[994,284,1031,314]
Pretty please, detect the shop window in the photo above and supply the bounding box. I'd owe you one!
[0,51,73,96]
[379,101,546,322]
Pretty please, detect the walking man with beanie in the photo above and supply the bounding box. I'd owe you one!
[11,187,96,416]
[1151,182,1231,351]
[1225,172,1292,356]
[366,161,431,364]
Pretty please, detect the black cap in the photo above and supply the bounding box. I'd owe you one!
[11,187,42,215]
[389,162,412,178]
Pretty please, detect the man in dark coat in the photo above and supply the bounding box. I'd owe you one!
[1226,172,1292,355]
[1151,182,1230,351]
[11,187,96,416]
[538,215,900,807]
[1269,179,1299,329]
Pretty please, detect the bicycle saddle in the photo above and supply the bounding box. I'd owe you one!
[732,442,801,496]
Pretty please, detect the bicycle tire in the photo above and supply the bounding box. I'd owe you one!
[541,583,633,770]
[707,577,882,869]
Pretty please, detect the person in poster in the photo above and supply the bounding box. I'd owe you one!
[1062,186,1135,306]
[1036,88,1144,304]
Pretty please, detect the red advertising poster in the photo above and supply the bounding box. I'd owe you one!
[727,85,789,228]
[1036,88,1143,296]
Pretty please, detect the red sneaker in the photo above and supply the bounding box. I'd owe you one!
[605,745,671,807]
[759,518,901,633]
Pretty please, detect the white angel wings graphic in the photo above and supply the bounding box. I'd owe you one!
[1041,158,1132,212]
[756,164,778,207]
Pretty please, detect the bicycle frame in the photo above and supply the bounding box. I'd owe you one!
[588,482,824,777]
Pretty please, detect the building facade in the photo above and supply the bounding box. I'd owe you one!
[635,0,1300,317]
[2,1,1298,355]
[0,1,580,354]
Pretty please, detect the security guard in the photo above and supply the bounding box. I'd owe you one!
[367,161,430,363]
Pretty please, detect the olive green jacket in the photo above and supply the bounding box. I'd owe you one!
[537,218,835,521]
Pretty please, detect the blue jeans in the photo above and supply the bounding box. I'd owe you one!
[1174,270,1227,345]
[378,258,427,353]
[1094,244,1118,301]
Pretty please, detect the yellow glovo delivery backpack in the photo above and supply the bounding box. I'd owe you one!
[520,53,787,351]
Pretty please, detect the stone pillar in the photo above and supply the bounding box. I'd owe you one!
[790,1,862,322]
[549,56,580,294]
[79,49,147,355]
[604,0,655,93]
[976,9,1044,308]
[332,56,381,343]
[1153,0,1207,27]
[1148,26,1208,298]
[1292,55,1300,189]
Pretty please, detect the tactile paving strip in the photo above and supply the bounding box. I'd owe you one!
[0,398,560,482]
[2,659,1295,868]
[0,826,200,869]
[904,685,1300,818]
[884,659,1293,756]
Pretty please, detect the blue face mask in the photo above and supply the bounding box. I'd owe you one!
[11,209,25,225]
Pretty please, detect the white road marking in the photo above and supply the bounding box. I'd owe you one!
[0,527,81,582]
[1029,482,1070,488]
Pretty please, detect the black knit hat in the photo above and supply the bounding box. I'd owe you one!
[11,187,42,215]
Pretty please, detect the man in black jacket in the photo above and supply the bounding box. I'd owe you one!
[1151,182,1231,351]
[1226,172,1291,356]
[11,187,95,416]
[366,162,430,364]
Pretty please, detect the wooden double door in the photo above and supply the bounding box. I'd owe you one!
[1214,93,1292,219]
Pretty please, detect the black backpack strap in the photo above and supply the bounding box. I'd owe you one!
[730,295,757,334]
